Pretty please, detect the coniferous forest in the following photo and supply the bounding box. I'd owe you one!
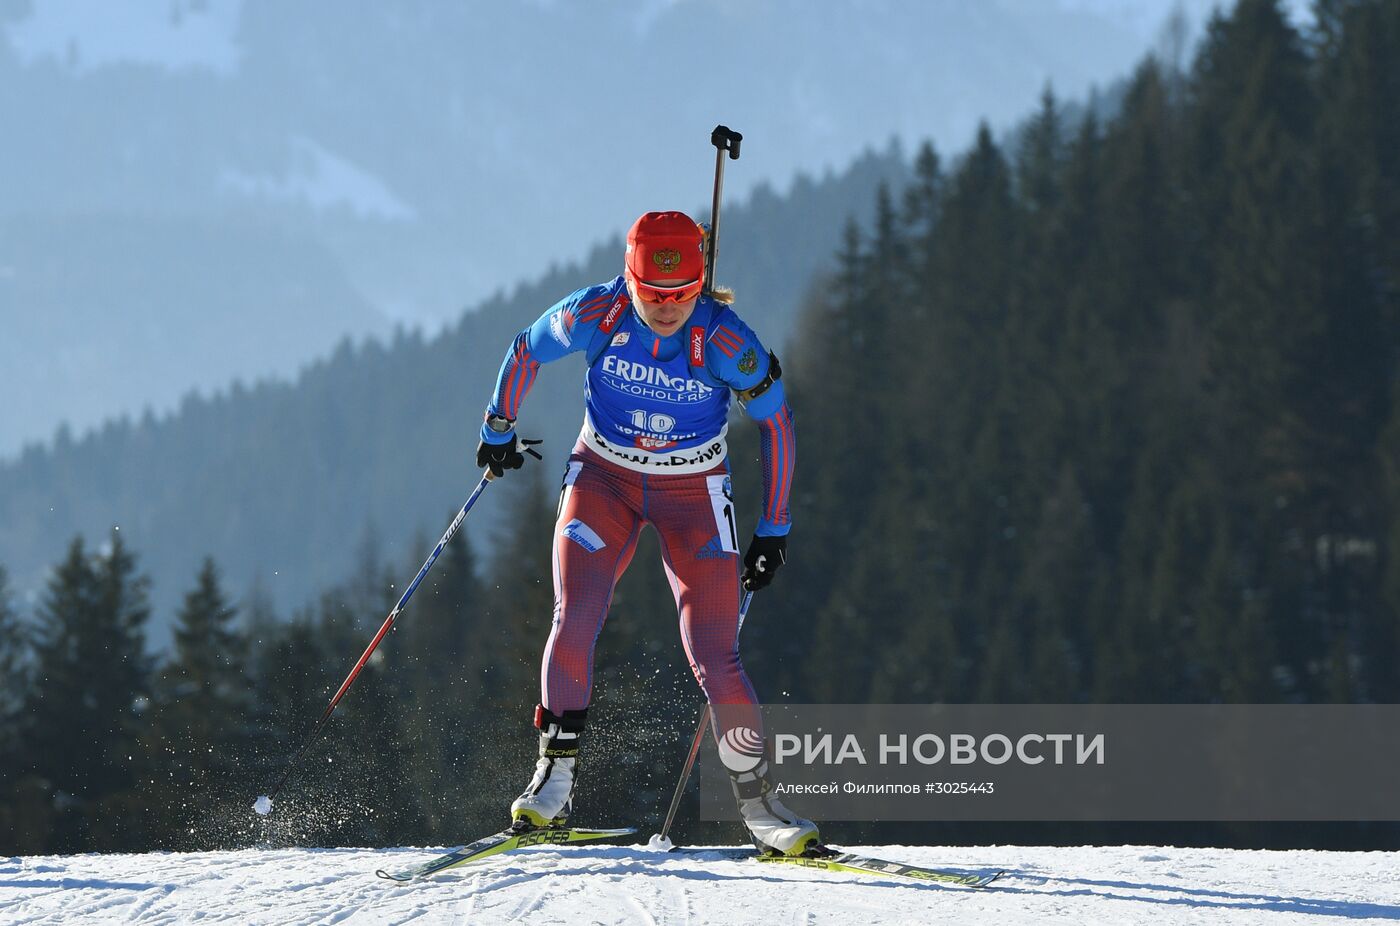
[2,0,1398,854]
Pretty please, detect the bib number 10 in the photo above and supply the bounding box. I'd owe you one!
[628,410,676,434]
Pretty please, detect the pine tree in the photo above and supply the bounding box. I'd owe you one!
[0,565,30,850]
[1312,0,1400,700]
[392,524,488,840]
[346,522,396,633]
[22,532,153,851]
[169,558,249,742]
[866,139,965,703]
[1192,0,1352,702]
[1014,465,1096,702]
[246,610,327,838]
[1191,0,1319,467]
[933,124,1020,698]
[1376,377,1400,701]
[149,557,254,848]
[316,587,428,847]
[0,564,24,760]
[1017,85,1065,222]
[485,466,558,708]
[902,141,943,254]
[472,467,560,822]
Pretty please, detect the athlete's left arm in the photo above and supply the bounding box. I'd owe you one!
[708,311,794,538]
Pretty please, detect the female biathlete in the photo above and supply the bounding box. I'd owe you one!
[474,210,817,856]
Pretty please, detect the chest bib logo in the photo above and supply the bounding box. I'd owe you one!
[690,327,705,366]
[598,355,715,404]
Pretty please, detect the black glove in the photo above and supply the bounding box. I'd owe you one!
[742,534,787,591]
[476,434,542,477]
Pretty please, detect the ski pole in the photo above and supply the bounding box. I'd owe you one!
[255,468,500,816]
[703,125,742,297]
[651,124,749,846]
[653,588,754,847]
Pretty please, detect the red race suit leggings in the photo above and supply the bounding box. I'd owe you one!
[542,443,763,753]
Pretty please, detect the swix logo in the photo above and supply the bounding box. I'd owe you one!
[690,326,705,366]
[600,297,629,334]
[636,435,678,451]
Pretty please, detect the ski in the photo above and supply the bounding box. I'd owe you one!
[756,847,1003,888]
[375,824,636,882]
[667,846,759,860]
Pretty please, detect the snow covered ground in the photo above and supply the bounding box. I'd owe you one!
[1,841,1396,925]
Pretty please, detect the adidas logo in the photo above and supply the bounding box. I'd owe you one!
[695,535,730,560]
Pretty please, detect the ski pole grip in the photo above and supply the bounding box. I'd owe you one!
[711,125,742,160]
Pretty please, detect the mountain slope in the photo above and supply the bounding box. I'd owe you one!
[0,145,908,642]
[0,0,1229,456]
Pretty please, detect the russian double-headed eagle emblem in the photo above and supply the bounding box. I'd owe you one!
[652,248,683,274]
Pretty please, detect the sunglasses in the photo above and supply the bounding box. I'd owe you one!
[629,273,704,304]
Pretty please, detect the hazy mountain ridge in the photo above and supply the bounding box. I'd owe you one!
[0,211,384,457]
[0,0,1226,457]
[0,142,909,643]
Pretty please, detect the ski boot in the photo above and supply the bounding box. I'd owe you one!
[510,705,587,829]
[729,758,821,856]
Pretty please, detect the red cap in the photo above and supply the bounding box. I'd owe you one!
[625,211,705,287]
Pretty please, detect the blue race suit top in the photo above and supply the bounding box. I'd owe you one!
[480,276,794,536]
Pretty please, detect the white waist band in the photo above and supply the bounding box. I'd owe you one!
[580,418,728,475]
